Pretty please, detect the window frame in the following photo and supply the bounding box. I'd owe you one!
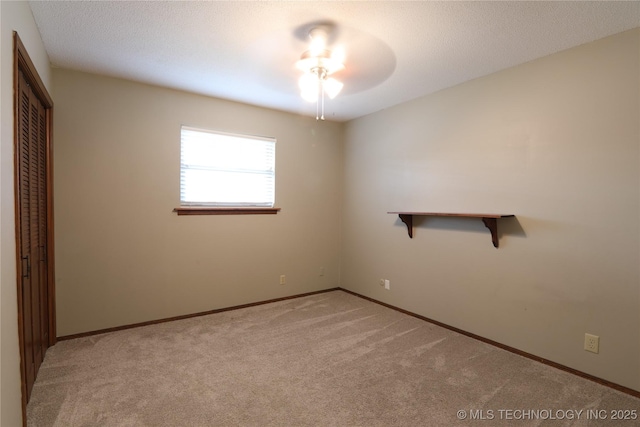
[175,126,279,216]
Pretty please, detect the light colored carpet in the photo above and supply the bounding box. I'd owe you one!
[27,290,639,426]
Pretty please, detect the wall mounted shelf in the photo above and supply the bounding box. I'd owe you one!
[388,212,515,248]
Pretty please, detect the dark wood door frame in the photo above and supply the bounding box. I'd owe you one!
[13,31,56,424]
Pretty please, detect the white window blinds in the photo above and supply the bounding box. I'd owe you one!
[180,126,276,207]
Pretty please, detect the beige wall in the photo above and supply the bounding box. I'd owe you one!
[342,29,640,391]
[1,1,52,425]
[52,69,343,336]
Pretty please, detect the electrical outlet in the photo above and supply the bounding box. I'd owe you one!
[280,275,286,285]
[384,279,390,290]
[319,267,325,276]
[379,279,385,287]
[584,333,599,354]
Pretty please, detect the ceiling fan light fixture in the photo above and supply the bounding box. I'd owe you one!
[299,73,319,102]
[324,77,343,99]
[298,70,343,103]
[295,50,345,75]
[308,27,327,56]
[296,25,345,120]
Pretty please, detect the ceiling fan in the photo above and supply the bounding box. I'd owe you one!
[295,25,345,120]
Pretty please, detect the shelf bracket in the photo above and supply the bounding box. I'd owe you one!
[398,214,413,238]
[481,217,499,248]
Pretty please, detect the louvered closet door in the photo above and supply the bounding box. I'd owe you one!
[17,68,49,399]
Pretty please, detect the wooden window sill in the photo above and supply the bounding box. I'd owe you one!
[173,207,280,216]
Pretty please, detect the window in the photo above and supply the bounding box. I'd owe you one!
[179,126,276,209]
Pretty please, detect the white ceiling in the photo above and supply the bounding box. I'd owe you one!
[29,1,640,122]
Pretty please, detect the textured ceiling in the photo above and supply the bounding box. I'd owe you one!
[29,1,640,122]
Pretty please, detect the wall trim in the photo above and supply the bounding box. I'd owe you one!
[56,286,639,399]
[57,288,340,341]
[339,288,640,399]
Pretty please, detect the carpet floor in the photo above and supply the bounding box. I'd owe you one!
[27,290,639,426]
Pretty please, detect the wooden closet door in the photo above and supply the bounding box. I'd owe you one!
[17,68,48,399]
[37,96,50,355]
